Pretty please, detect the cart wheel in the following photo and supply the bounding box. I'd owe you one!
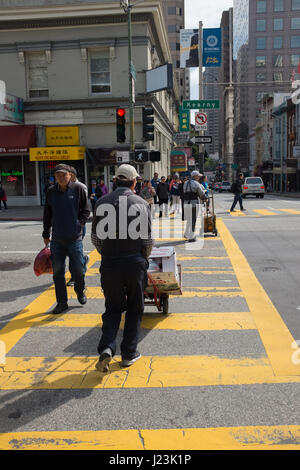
[214,229,218,237]
[161,295,169,315]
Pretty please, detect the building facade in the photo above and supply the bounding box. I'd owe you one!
[0,0,179,205]
[161,0,190,103]
[203,68,220,157]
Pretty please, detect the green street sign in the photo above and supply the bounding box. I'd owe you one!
[182,100,220,110]
[179,105,190,133]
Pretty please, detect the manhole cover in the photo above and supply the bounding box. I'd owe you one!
[0,261,31,271]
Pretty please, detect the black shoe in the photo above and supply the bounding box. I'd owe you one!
[230,209,235,212]
[67,277,74,286]
[121,351,141,367]
[51,303,68,315]
[241,208,246,211]
[95,348,112,372]
[77,291,87,305]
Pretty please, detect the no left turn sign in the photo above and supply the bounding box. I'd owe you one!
[195,112,207,126]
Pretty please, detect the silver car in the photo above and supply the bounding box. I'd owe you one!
[242,177,265,198]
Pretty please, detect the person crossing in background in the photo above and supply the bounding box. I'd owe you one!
[183,171,207,242]
[230,173,246,213]
[156,176,169,218]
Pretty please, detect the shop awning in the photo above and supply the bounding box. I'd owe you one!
[0,125,36,154]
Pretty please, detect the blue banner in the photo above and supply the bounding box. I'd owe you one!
[202,28,222,67]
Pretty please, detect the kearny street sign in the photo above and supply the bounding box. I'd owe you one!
[182,100,220,110]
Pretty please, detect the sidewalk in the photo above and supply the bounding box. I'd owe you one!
[0,206,43,221]
[268,192,300,199]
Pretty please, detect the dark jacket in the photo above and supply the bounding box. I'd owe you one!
[232,178,243,194]
[91,187,153,261]
[43,181,90,242]
[156,182,169,200]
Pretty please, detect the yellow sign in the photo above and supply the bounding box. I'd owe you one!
[46,126,80,146]
[29,146,85,161]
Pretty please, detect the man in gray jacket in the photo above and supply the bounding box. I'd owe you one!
[91,164,153,372]
[183,170,207,242]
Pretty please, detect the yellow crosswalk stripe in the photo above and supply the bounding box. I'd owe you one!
[33,311,255,331]
[2,355,300,390]
[1,425,300,450]
[253,209,277,216]
[67,287,244,299]
[229,210,246,217]
[278,209,300,215]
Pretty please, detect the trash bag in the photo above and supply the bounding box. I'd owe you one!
[33,247,53,276]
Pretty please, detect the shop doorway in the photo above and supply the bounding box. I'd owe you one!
[39,160,85,205]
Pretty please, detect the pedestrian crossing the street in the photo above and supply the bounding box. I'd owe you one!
[1,218,300,450]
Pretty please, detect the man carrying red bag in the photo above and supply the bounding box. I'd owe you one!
[42,164,90,314]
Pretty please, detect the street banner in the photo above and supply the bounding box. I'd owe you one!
[180,29,199,68]
[170,150,187,172]
[179,105,190,132]
[202,28,222,67]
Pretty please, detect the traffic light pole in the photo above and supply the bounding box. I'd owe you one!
[127,2,135,157]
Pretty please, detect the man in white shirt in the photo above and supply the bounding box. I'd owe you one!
[183,171,207,241]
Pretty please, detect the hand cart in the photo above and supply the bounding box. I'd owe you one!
[204,190,218,237]
[144,247,182,315]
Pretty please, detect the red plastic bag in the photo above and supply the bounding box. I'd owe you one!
[34,247,53,276]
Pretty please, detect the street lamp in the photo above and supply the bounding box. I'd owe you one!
[120,0,135,158]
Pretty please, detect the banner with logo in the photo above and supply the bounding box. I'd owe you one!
[180,29,199,68]
[202,28,222,67]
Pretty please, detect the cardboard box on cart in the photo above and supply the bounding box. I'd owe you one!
[146,246,181,294]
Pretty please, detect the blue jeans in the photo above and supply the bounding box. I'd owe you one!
[50,239,86,304]
[230,193,244,211]
[98,257,148,358]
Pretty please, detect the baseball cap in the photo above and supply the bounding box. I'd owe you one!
[53,163,71,174]
[116,164,139,181]
[191,170,202,177]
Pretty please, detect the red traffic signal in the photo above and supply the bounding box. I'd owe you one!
[117,108,126,117]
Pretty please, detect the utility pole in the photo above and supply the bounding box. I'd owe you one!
[120,0,135,159]
[198,21,204,173]
[224,7,234,183]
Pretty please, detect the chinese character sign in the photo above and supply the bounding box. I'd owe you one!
[202,28,222,67]
[180,29,199,68]
[179,106,190,132]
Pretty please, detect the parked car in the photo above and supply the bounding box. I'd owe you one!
[242,177,265,198]
[219,181,231,192]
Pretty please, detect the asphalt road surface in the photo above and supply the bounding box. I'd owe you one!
[0,193,300,451]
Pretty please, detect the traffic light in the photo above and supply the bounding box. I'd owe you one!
[142,107,154,141]
[116,107,126,143]
[150,151,161,162]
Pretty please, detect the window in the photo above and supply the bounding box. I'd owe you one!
[273,72,283,81]
[256,19,266,31]
[292,0,300,9]
[256,73,266,81]
[291,36,300,47]
[274,0,284,11]
[0,155,36,196]
[168,7,176,15]
[273,37,283,48]
[291,18,300,29]
[256,55,266,66]
[257,1,267,13]
[90,50,111,94]
[291,54,300,66]
[27,52,49,98]
[273,18,283,30]
[273,55,283,66]
[256,37,266,49]
[168,24,177,33]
